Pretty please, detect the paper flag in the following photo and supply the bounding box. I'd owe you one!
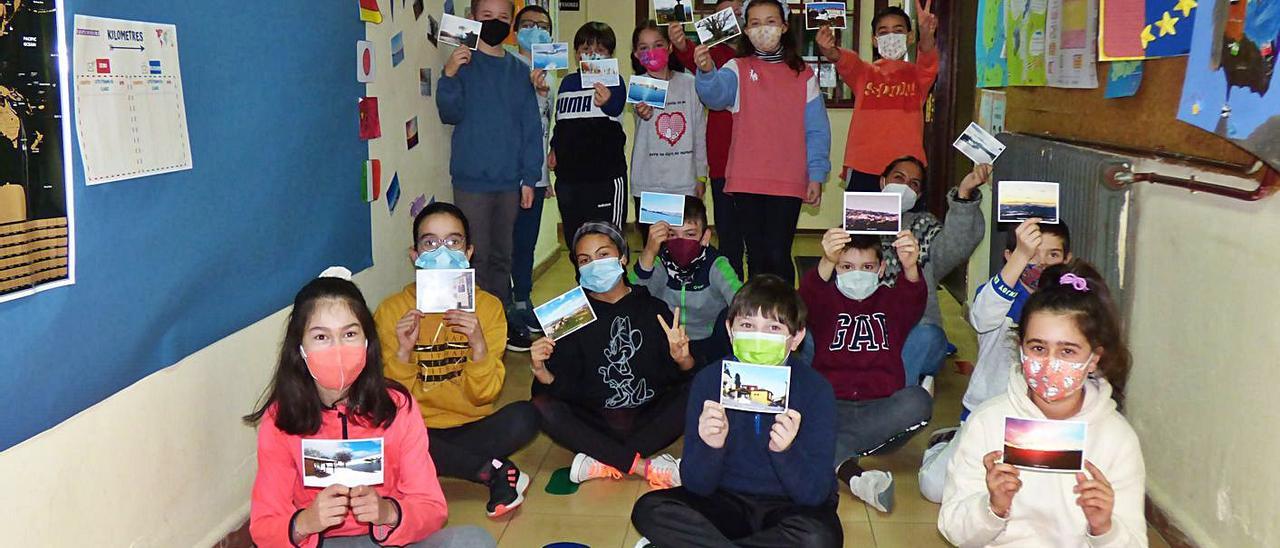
[409,194,428,217]
[391,32,405,67]
[406,116,419,150]
[356,40,375,83]
[363,159,382,202]
[1104,61,1143,99]
[360,0,383,23]
[359,97,381,140]
[387,173,401,213]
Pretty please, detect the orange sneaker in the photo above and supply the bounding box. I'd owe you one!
[645,454,682,489]
[569,453,623,484]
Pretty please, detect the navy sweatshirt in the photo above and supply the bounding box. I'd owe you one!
[680,352,837,506]
[550,72,627,182]
[436,50,542,192]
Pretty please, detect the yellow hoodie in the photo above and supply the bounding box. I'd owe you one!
[373,283,508,429]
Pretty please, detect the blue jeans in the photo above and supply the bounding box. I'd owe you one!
[902,322,948,386]
[511,186,547,303]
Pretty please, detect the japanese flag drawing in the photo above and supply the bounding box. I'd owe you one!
[357,40,375,83]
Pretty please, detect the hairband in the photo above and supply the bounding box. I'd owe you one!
[1060,273,1089,292]
[318,266,353,281]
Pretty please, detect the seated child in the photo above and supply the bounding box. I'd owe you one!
[373,203,540,518]
[631,274,841,548]
[246,269,494,548]
[799,228,930,513]
[919,219,1071,503]
[529,221,693,489]
[939,261,1146,547]
[632,196,742,369]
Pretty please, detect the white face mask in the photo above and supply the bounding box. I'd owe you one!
[836,270,880,300]
[876,32,908,60]
[881,183,918,212]
[745,25,783,52]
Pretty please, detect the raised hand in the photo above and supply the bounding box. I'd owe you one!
[529,336,556,384]
[892,230,921,273]
[820,227,852,264]
[531,68,550,96]
[395,309,425,363]
[635,101,655,121]
[984,451,1023,518]
[657,308,692,368]
[768,409,803,452]
[669,22,690,52]
[916,0,938,50]
[959,163,993,199]
[1075,461,1116,536]
[697,400,729,448]
[1012,218,1043,264]
[693,44,715,72]
[592,82,611,107]
[444,45,472,77]
[816,25,840,62]
[641,220,671,267]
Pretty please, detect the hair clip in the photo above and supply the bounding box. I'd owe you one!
[1060,273,1089,292]
[318,266,353,281]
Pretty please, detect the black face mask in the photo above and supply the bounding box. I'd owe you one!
[479,19,511,47]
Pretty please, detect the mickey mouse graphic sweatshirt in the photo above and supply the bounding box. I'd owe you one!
[630,70,707,197]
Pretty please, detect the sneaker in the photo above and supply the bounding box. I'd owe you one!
[848,470,895,513]
[506,325,533,352]
[946,342,958,356]
[634,538,654,548]
[513,301,544,333]
[485,459,530,518]
[569,453,623,484]
[645,454,681,489]
[921,375,936,398]
[928,426,960,448]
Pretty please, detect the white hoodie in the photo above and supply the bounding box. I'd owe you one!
[938,366,1147,548]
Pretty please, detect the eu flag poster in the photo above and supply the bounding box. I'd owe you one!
[1100,0,1200,60]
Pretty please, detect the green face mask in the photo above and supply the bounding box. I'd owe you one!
[731,331,791,366]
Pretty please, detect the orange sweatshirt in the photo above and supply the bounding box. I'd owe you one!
[836,47,939,175]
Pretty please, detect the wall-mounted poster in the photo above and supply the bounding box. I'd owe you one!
[1006,0,1049,86]
[1099,0,1200,60]
[976,0,1009,87]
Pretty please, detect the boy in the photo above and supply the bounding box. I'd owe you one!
[437,0,542,344]
[549,22,628,247]
[529,222,691,489]
[632,196,741,370]
[816,2,941,191]
[917,218,1071,503]
[374,203,540,518]
[799,228,929,513]
[631,275,842,547]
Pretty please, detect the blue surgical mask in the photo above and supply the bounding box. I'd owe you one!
[415,247,470,270]
[835,270,880,301]
[518,27,552,51]
[578,257,624,293]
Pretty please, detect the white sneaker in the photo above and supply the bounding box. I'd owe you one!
[921,375,936,397]
[634,538,653,548]
[569,452,623,484]
[849,470,895,513]
[645,454,682,489]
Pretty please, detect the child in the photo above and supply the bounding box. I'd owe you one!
[245,269,494,548]
[528,222,692,489]
[632,196,741,369]
[373,203,539,519]
[918,218,1072,503]
[693,0,831,284]
[509,3,557,350]
[550,22,629,247]
[939,261,1146,546]
[816,2,941,192]
[437,0,542,313]
[799,229,929,513]
[629,20,706,242]
[669,0,747,277]
[631,275,842,547]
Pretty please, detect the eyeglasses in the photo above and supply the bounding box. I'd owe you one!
[417,236,466,251]
[518,21,551,31]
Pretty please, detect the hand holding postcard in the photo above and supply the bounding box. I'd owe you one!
[719,360,791,414]
[302,438,385,488]
[534,286,597,341]
[695,7,742,47]
[580,58,621,87]
[638,192,685,226]
[997,181,1060,224]
[953,122,1006,165]
[805,2,848,30]
[655,0,694,24]
[532,42,570,71]
[438,13,481,49]
[416,269,476,313]
[627,75,670,109]
[1003,417,1086,473]
[843,192,901,235]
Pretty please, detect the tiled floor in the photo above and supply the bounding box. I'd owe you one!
[439,235,1171,548]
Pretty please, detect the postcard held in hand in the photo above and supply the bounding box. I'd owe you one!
[805,2,848,30]
[1002,417,1086,473]
[438,13,481,50]
[627,75,670,109]
[532,42,570,71]
[695,7,742,47]
[416,269,476,313]
[534,286,598,341]
[638,192,685,226]
[719,360,791,414]
[579,58,621,87]
[953,122,1006,165]
[302,438,385,488]
[842,192,901,235]
[997,181,1060,224]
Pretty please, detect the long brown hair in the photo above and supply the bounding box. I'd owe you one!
[735,0,806,73]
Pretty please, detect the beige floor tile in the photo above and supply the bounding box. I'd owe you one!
[836,489,872,523]
[1148,526,1172,548]
[869,522,951,547]
[841,520,876,547]
[439,479,513,540]
[622,522,644,548]
[521,445,645,518]
[497,514,630,548]
[865,474,942,525]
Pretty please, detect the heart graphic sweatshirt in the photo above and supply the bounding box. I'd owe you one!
[629,70,707,197]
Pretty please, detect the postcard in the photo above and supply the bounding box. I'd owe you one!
[695,7,742,47]
[427,15,440,47]
[720,360,791,414]
[626,75,670,109]
[302,438,385,488]
[391,31,405,67]
[438,13,481,50]
[805,2,848,30]
[843,192,901,235]
[534,286,597,341]
[997,181,1060,224]
[579,58,621,87]
[638,192,685,226]
[406,116,419,150]
[416,268,476,313]
[1003,416,1086,473]
[953,122,1007,165]
[532,42,570,71]
[655,0,694,24]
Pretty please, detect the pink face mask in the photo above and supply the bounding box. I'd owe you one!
[639,47,670,72]
[1020,349,1093,402]
[301,343,367,391]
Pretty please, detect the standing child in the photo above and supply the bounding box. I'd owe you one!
[816,2,940,192]
[246,270,494,548]
[693,0,831,284]
[939,262,1146,547]
[629,20,707,242]
[550,22,629,247]
[631,275,842,547]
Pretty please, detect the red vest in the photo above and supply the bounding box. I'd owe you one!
[725,57,815,200]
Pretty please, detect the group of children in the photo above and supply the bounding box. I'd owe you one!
[244,0,1148,546]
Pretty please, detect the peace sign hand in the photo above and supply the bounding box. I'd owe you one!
[916,0,938,50]
[657,307,692,368]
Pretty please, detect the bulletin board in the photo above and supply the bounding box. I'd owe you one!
[0,0,372,450]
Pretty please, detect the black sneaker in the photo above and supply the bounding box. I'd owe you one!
[506,325,533,352]
[486,459,530,518]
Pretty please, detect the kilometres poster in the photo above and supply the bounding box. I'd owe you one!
[1046,0,1099,88]
[1177,0,1280,171]
[73,15,192,185]
[977,0,1009,87]
[1099,0,1199,60]
[1006,0,1049,86]
[1,0,76,302]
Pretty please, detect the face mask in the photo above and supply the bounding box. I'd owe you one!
[581,51,606,61]
[578,257,625,293]
[301,342,368,391]
[1019,263,1044,291]
[664,237,703,267]
[517,26,552,51]
[638,47,670,72]
[835,269,880,300]
[876,32,908,60]
[1021,349,1093,403]
[881,183,918,212]
[745,25,783,52]
[732,331,791,366]
[479,18,511,47]
[415,246,470,270]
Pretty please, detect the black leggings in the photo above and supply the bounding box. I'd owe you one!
[732,193,802,285]
[427,400,540,482]
[632,487,842,548]
[530,383,689,471]
[710,177,745,279]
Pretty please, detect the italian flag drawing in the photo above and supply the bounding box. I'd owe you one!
[360,0,383,24]
[363,159,382,202]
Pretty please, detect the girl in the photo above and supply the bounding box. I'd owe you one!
[629,20,706,242]
[692,0,831,285]
[246,269,493,548]
[939,262,1147,547]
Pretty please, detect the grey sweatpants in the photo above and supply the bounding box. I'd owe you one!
[319,525,495,548]
[453,188,520,304]
[833,386,933,466]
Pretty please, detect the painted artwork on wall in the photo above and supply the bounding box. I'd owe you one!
[1099,0,1200,60]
